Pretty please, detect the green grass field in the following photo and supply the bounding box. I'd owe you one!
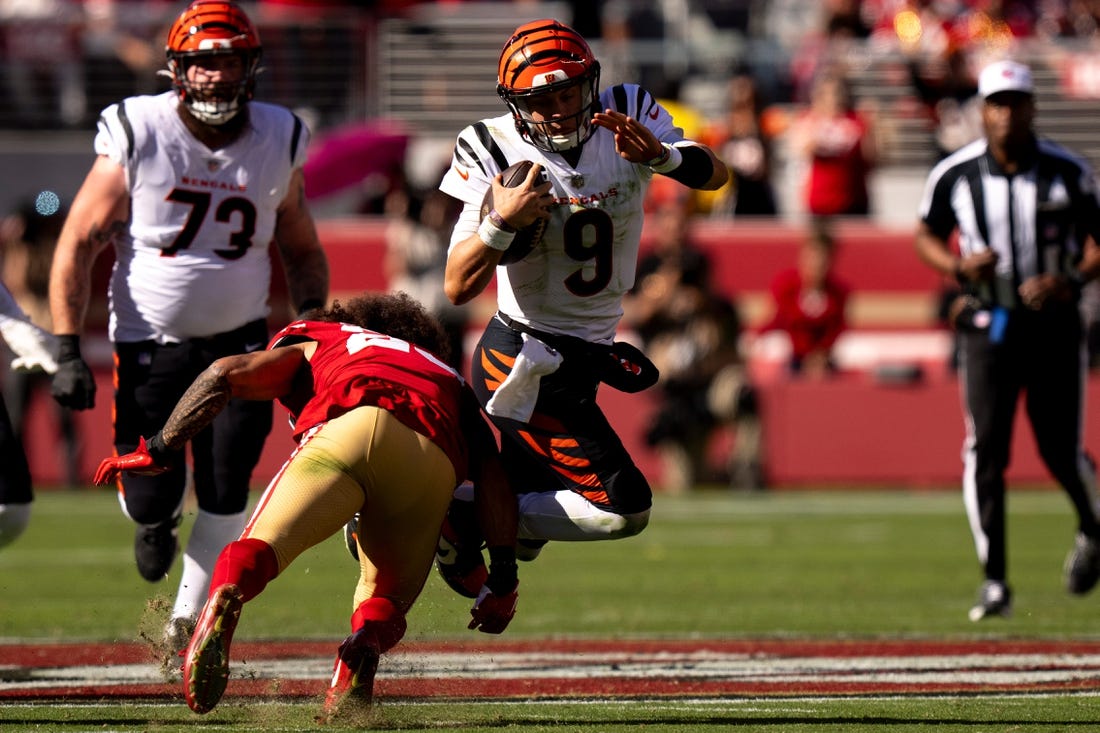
[3,486,1100,731]
[5,696,1100,732]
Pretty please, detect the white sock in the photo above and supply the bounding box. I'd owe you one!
[171,508,247,621]
[0,503,31,550]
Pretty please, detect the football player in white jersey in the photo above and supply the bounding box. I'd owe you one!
[47,0,328,655]
[434,19,727,594]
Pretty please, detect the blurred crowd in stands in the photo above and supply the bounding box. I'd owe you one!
[5,2,1100,187]
[5,2,1100,129]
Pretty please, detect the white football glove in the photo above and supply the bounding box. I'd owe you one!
[0,314,58,374]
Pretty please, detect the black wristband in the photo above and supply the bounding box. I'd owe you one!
[296,298,325,316]
[56,334,82,362]
[661,145,715,189]
[486,545,518,595]
[145,432,179,465]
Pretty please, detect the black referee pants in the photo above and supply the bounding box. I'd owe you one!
[959,306,1099,582]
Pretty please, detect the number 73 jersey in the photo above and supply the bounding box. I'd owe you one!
[94,91,310,343]
[440,83,685,344]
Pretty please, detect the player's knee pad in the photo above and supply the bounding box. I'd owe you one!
[0,503,31,550]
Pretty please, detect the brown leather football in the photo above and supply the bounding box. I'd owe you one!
[479,160,548,264]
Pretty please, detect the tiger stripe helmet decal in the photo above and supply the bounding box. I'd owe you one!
[164,0,262,126]
[496,19,601,153]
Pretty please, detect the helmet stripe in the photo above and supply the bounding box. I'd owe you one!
[503,49,585,87]
[496,19,600,153]
[189,21,247,35]
[498,18,590,88]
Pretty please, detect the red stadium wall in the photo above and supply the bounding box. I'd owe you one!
[24,218,1100,490]
[28,366,1100,490]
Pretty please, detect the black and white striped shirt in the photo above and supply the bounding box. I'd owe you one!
[919,136,1100,308]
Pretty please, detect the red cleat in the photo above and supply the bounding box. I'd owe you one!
[322,628,380,720]
[183,584,243,714]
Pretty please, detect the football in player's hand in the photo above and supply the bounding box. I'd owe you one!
[479,160,547,264]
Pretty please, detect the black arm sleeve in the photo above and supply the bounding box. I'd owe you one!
[661,145,716,189]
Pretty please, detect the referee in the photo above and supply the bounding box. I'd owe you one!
[915,59,1100,621]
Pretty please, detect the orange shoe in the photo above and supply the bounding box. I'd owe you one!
[183,584,243,714]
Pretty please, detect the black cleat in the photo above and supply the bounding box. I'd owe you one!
[968,580,1012,621]
[1065,532,1100,595]
[134,516,181,582]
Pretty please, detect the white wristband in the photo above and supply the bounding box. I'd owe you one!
[646,143,683,174]
[478,215,516,252]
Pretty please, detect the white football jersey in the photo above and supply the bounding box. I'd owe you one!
[440,83,685,343]
[95,92,309,342]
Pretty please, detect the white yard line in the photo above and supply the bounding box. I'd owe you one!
[4,649,1100,691]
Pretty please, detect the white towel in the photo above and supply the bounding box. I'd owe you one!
[486,333,563,422]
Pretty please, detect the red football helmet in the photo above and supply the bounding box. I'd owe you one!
[497,19,601,153]
[164,0,262,125]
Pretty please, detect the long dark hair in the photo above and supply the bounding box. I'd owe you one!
[316,291,452,364]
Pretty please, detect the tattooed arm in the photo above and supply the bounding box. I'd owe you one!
[48,155,130,337]
[93,343,311,484]
[158,344,311,450]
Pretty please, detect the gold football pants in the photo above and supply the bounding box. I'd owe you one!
[241,405,457,611]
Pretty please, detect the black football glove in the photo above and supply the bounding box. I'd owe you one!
[50,335,96,410]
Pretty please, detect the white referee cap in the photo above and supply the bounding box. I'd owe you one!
[978,60,1033,99]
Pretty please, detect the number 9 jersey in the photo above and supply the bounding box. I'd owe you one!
[94,92,310,343]
[439,83,684,344]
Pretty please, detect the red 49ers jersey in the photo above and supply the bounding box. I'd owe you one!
[270,320,468,478]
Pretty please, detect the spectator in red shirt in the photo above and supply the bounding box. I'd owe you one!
[790,69,878,219]
[760,224,850,377]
